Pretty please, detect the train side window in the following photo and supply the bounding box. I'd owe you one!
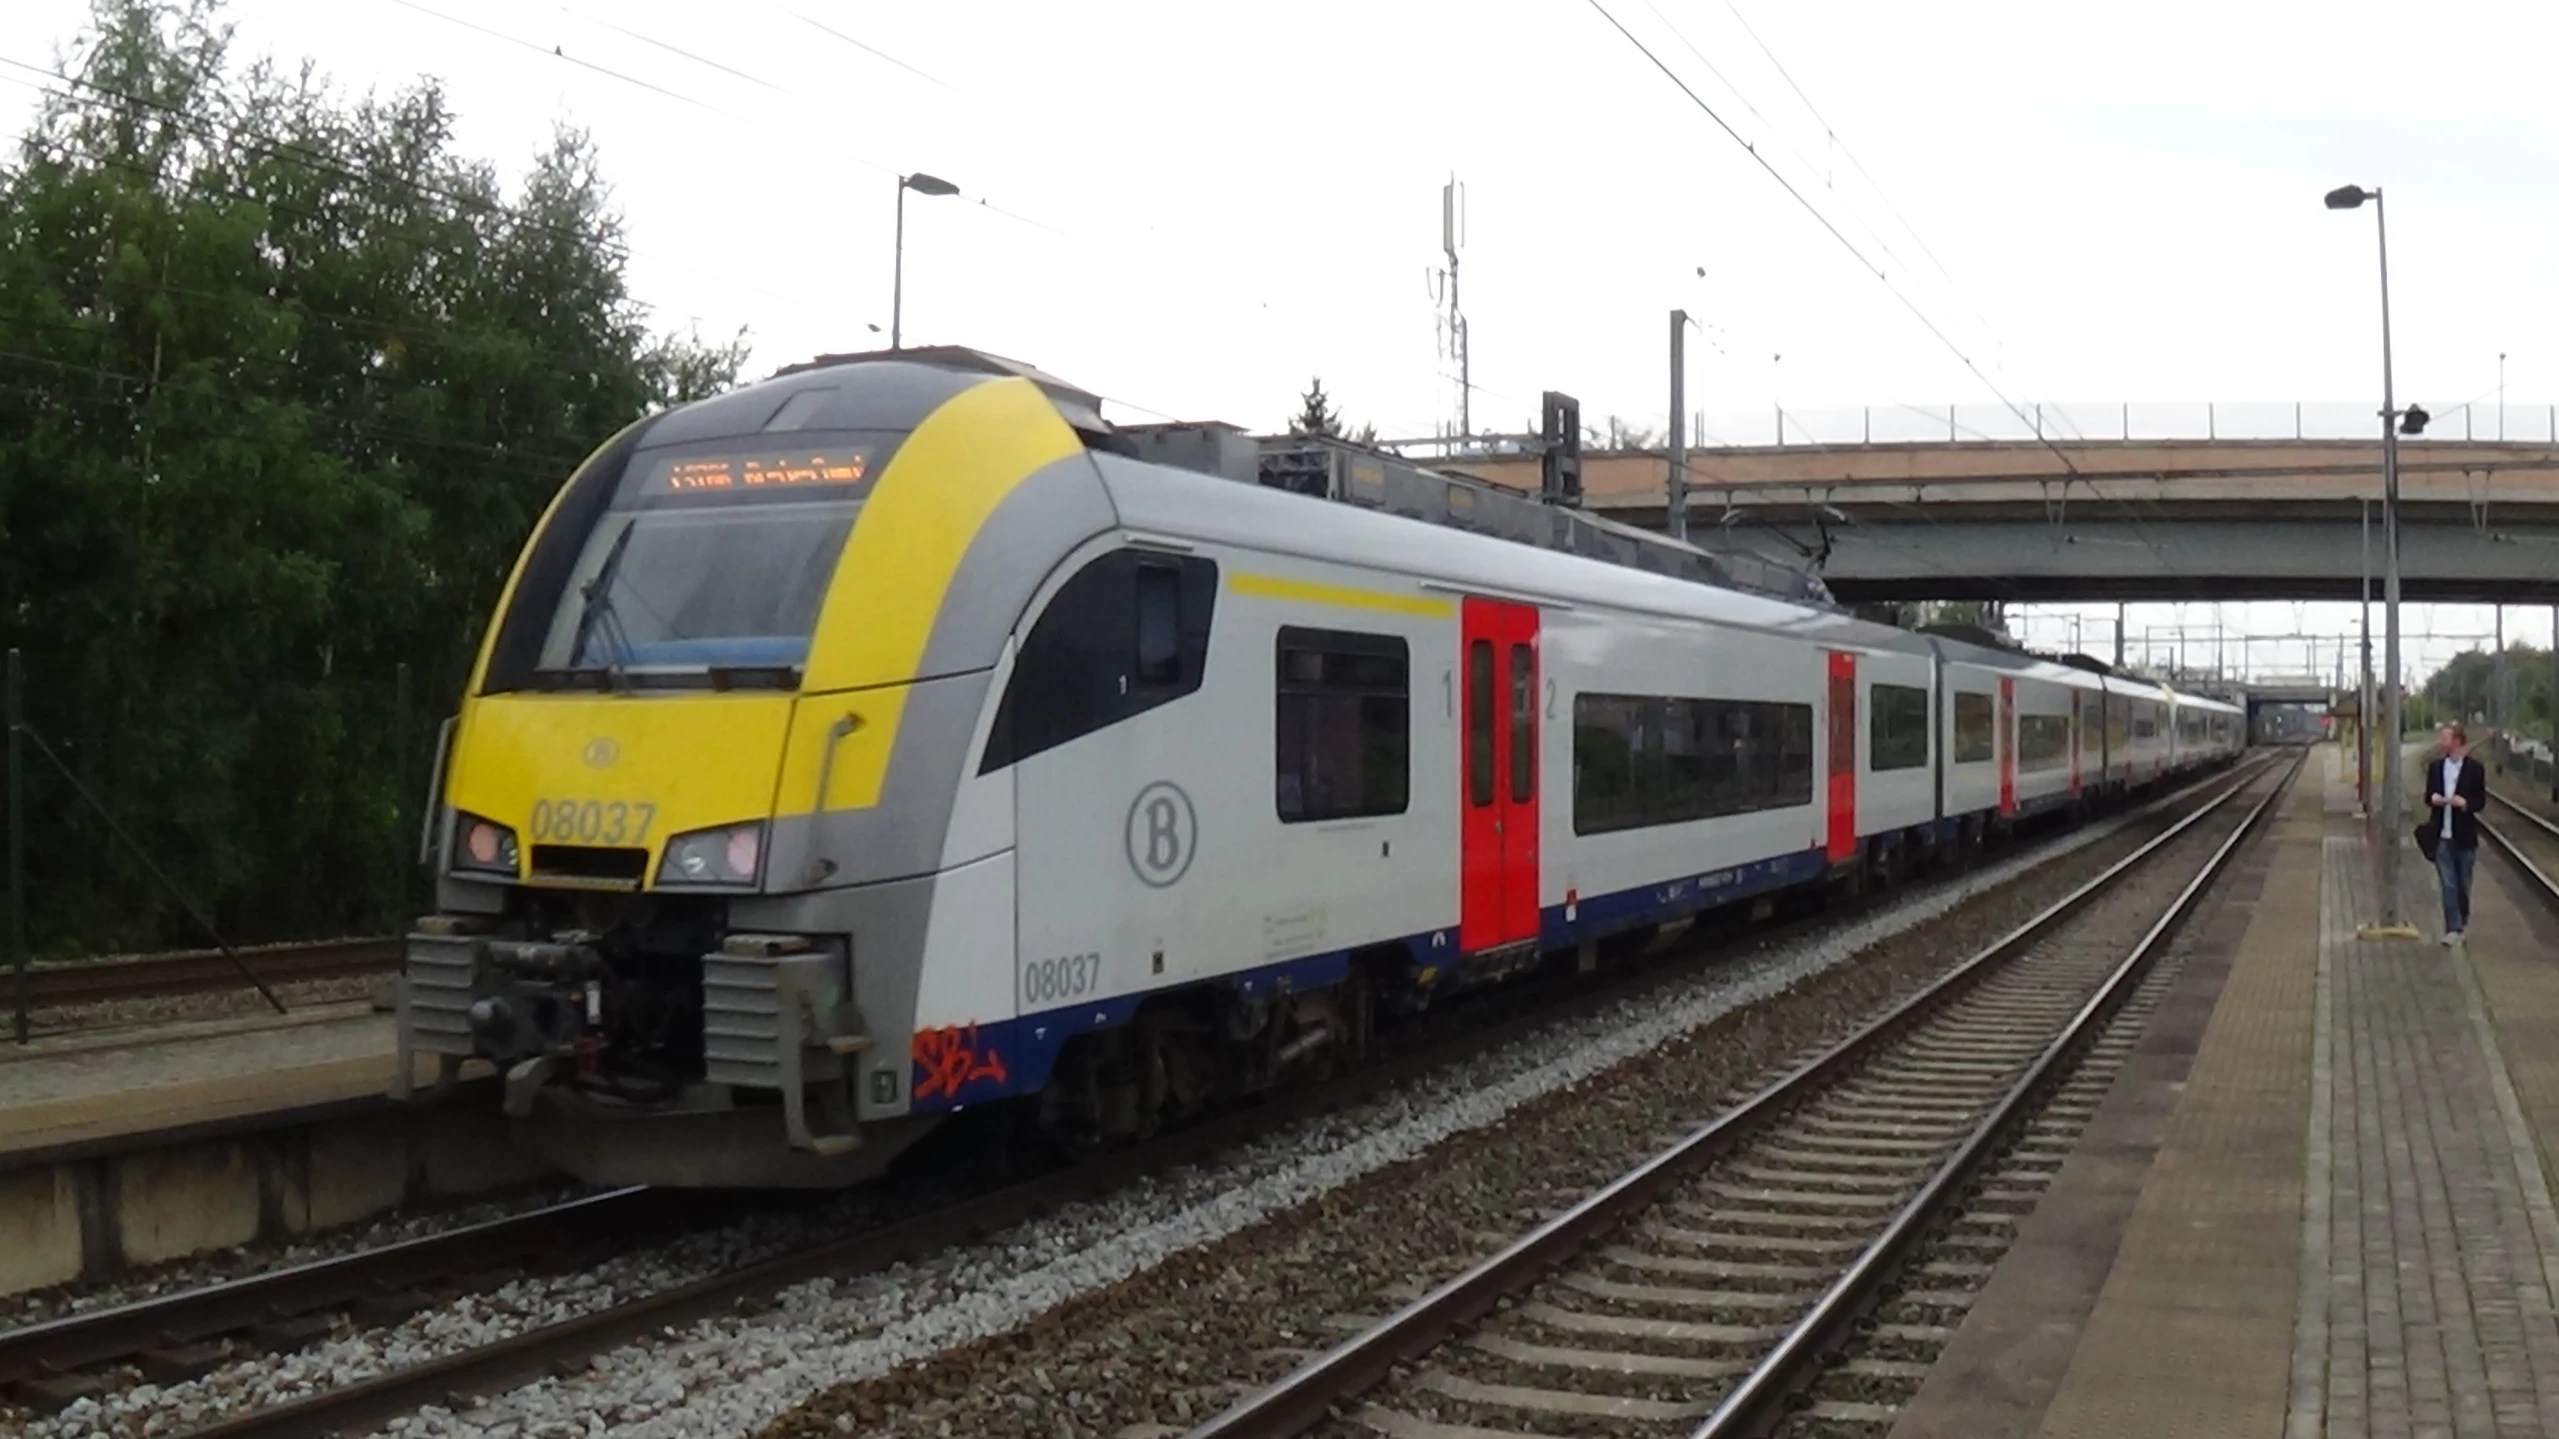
[1573,693,1814,835]
[1468,641,1495,808]
[980,548,1218,773]
[1869,683,1930,771]
[1509,643,1535,803]
[1135,562,1180,687]
[2018,713,2071,771]
[1952,692,1995,763]
[1276,627,1410,823]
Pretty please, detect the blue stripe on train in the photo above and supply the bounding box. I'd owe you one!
[906,813,2001,1112]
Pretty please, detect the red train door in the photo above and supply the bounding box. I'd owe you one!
[1998,677,2018,816]
[1826,651,1857,862]
[1460,598,1541,953]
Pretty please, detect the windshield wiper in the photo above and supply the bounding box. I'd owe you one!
[569,518,640,686]
[705,664,801,691]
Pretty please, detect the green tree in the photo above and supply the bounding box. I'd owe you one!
[2419,643,2553,738]
[1288,375,1379,445]
[0,0,745,954]
[1291,376,1341,437]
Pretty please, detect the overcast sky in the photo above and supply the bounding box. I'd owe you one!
[7,0,2556,687]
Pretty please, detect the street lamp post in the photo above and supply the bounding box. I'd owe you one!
[1669,310,1689,541]
[2327,182,2418,936]
[2358,498,2373,816]
[892,172,961,350]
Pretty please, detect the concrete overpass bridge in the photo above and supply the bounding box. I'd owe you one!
[1443,434,2559,604]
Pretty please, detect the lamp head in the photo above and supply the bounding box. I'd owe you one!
[2324,184,2372,211]
[903,172,960,197]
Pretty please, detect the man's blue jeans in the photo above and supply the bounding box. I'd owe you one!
[2437,840,2477,935]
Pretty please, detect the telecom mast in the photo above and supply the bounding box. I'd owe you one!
[1428,175,1470,440]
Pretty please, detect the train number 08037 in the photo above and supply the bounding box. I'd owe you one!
[528,798,657,846]
[1022,951,1103,1006]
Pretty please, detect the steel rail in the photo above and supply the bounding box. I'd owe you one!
[2477,801,2559,910]
[1179,750,2293,1439]
[23,938,398,1007]
[1688,747,2300,1437]
[135,759,2267,1439]
[0,1187,682,1392]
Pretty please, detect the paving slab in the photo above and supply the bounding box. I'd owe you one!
[1943,745,2559,1439]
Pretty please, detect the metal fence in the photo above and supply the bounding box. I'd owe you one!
[5,646,433,1042]
[2487,730,2559,804]
[1692,399,2559,450]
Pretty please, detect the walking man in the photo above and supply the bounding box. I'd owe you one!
[2426,722,2489,945]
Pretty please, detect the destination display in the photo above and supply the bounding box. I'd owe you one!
[641,448,872,496]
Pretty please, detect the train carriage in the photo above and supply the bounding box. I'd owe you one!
[2109,676,2175,785]
[2170,692,2247,769]
[394,347,2243,1188]
[1931,646,2002,829]
[1842,638,1941,879]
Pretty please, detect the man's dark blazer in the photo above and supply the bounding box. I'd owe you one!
[2425,752,2491,851]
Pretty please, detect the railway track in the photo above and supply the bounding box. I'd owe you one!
[0,1187,691,1410]
[16,938,398,1007]
[2480,795,2559,911]
[0,760,2275,1439]
[1180,749,2300,1439]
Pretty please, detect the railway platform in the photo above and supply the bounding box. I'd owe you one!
[1893,744,2559,1438]
[0,1003,404,1159]
[0,1005,529,1297]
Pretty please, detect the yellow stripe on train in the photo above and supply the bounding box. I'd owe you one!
[778,375,1087,815]
[1228,572,1456,618]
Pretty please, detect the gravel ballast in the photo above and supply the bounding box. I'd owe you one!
[0,1181,597,1331]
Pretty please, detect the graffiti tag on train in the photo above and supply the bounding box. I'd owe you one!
[912,1023,1009,1103]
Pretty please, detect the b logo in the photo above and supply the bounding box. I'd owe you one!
[1124,781,1197,888]
[582,738,620,769]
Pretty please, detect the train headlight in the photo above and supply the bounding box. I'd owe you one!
[452,813,520,877]
[657,821,766,888]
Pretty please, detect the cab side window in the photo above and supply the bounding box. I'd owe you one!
[981,549,1218,772]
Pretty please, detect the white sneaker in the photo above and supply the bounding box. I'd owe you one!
[2444,931,2464,947]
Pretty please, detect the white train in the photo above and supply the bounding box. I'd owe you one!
[397,348,2246,1186]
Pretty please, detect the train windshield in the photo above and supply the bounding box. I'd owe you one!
[528,445,873,689]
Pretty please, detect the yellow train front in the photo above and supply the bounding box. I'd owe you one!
[395,348,1117,1187]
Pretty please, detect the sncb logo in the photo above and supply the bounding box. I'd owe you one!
[1124,781,1198,888]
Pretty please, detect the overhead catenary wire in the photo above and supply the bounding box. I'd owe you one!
[361,0,1393,359]
[0,56,624,256]
[385,0,709,111]
[1655,1,2091,450]
[0,66,822,317]
[553,4,786,94]
[1714,0,1972,304]
[380,0,1065,236]
[1583,4,2198,569]
[784,9,954,91]
[9,115,1208,444]
[1640,2,1923,294]
[1580,2,2072,469]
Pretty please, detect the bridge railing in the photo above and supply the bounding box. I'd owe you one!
[1692,400,2559,450]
